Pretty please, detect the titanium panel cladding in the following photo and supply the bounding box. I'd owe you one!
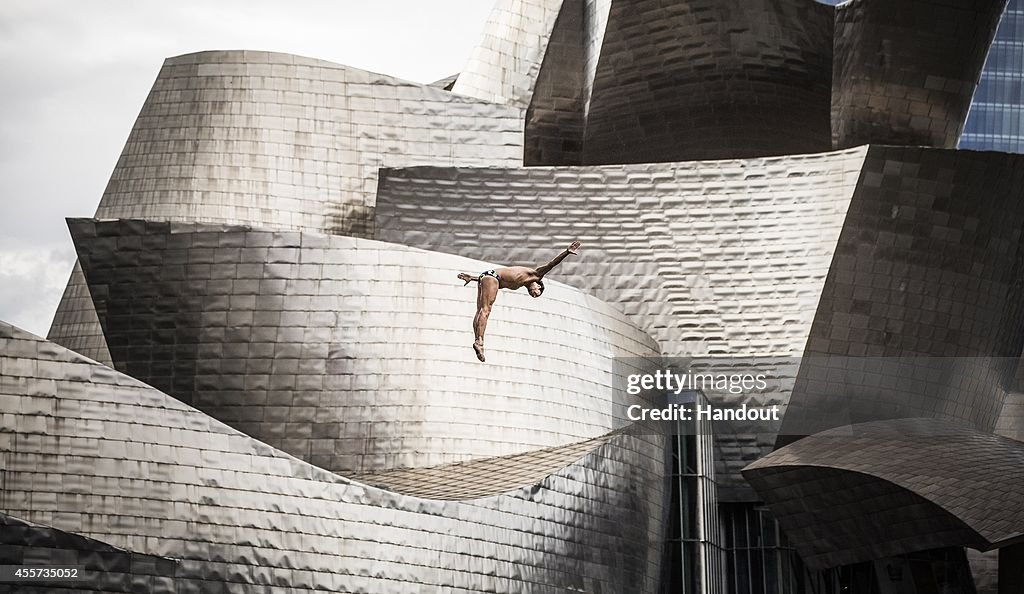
[780,146,1024,443]
[375,147,868,500]
[581,0,835,164]
[832,0,1006,149]
[47,49,527,367]
[452,0,565,106]
[0,321,666,593]
[745,418,1024,570]
[69,219,660,475]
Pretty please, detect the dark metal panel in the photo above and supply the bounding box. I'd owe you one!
[581,0,834,164]
[833,0,1007,149]
[744,418,1024,570]
[780,146,1024,444]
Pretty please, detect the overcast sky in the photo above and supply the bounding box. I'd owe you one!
[0,0,491,337]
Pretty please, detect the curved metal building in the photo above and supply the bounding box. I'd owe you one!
[744,418,1024,570]
[47,49,527,366]
[0,322,666,593]
[832,0,1005,149]
[68,219,660,474]
[7,0,1024,592]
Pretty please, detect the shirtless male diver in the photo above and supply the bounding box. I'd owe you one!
[457,241,581,362]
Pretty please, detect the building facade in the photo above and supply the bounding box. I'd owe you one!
[4,0,1024,593]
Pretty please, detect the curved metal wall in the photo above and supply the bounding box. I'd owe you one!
[47,49,527,366]
[97,50,524,236]
[47,261,112,364]
[0,321,666,593]
[0,512,180,593]
[580,0,835,164]
[69,220,660,475]
[374,145,1024,498]
[452,0,565,106]
[375,147,869,499]
[832,0,1006,149]
[780,146,1024,443]
[524,0,588,165]
[744,418,1024,570]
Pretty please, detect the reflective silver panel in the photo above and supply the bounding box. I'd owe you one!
[373,145,1024,503]
[48,49,528,367]
[68,219,660,475]
[375,147,868,499]
[581,0,835,164]
[0,322,666,592]
[781,147,1024,443]
[452,0,565,106]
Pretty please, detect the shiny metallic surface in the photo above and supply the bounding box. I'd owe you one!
[524,0,587,165]
[47,49,527,367]
[375,147,868,500]
[996,392,1024,441]
[47,262,112,365]
[744,418,1024,570]
[452,0,564,106]
[0,322,666,592]
[47,0,1012,373]
[68,219,660,475]
[15,0,1024,590]
[374,145,1024,505]
[377,149,867,358]
[832,0,1007,149]
[521,0,835,165]
[97,50,524,236]
[580,0,835,164]
[780,146,1024,443]
[0,512,179,592]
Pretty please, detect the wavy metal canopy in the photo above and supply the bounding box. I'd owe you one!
[743,418,1024,570]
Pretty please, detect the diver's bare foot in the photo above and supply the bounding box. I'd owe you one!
[458,273,474,285]
[473,341,486,362]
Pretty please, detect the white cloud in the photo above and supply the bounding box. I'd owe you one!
[0,245,76,337]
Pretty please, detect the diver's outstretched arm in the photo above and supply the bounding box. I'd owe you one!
[535,241,581,277]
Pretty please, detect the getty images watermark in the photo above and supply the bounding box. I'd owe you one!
[614,356,1020,437]
[623,368,780,422]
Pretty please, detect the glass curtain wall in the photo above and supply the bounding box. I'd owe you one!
[961,0,1024,152]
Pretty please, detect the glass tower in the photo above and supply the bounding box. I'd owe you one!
[960,0,1024,152]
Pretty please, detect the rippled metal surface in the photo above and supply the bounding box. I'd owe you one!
[374,145,1024,502]
[781,147,1024,443]
[68,219,659,475]
[453,0,564,106]
[744,418,1024,570]
[98,51,525,236]
[0,322,666,592]
[48,49,527,367]
[0,512,179,592]
[24,0,1024,589]
[376,147,868,499]
[581,0,835,164]
[524,0,588,165]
